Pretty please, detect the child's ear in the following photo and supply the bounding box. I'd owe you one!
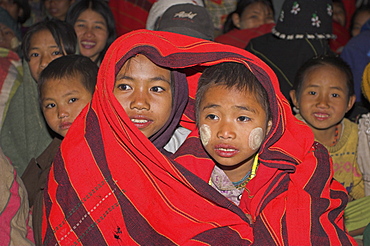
[289,90,299,108]
[266,120,272,135]
[346,94,356,112]
[232,13,241,29]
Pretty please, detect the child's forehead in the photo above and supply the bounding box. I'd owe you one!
[43,74,83,88]
[204,84,258,100]
[303,64,348,88]
[116,54,171,81]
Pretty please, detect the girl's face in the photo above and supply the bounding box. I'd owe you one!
[28,29,64,81]
[74,9,108,62]
[44,0,75,21]
[198,85,271,177]
[351,11,370,37]
[114,54,172,138]
[290,64,355,132]
[232,2,274,30]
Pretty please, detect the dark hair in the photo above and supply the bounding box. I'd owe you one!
[293,55,354,99]
[38,54,98,98]
[10,0,30,24]
[22,19,77,62]
[196,62,270,125]
[222,0,274,33]
[66,0,116,64]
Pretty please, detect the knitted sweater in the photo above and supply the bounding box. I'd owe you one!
[324,118,364,200]
[297,115,364,200]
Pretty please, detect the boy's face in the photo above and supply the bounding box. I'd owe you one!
[40,75,92,137]
[290,64,355,131]
[198,84,271,168]
[114,54,172,138]
[28,29,64,81]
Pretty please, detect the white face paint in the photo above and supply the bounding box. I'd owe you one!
[199,124,211,146]
[249,127,264,150]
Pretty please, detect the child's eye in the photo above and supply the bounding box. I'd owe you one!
[4,30,13,35]
[150,86,165,93]
[237,116,251,122]
[68,98,78,103]
[45,103,56,109]
[308,91,317,95]
[117,84,132,90]
[205,114,219,120]
[332,93,339,98]
[52,50,62,56]
[29,53,39,58]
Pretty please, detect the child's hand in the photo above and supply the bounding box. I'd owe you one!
[245,213,253,224]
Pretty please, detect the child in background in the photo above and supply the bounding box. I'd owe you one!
[330,0,351,53]
[21,54,98,245]
[290,55,362,200]
[350,4,370,37]
[215,0,275,49]
[0,0,30,36]
[0,19,77,176]
[66,0,116,65]
[290,55,370,238]
[42,0,74,21]
[194,62,271,205]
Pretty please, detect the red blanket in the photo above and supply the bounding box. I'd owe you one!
[42,29,355,245]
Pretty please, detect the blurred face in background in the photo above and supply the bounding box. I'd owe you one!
[44,0,75,21]
[232,2,274,30]
[351,10,370,37]
[0,23,17,51]
[332,2,346,26]
[0,0,20,21]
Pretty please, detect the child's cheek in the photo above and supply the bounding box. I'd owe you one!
[249,127,263,150]
[200,124,211,146]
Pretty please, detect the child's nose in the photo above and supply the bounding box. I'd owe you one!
[40,55,53,69]
[58,107,69,119]
[316,95,330,108]
[217,121,236,139]
[129,91,150,110]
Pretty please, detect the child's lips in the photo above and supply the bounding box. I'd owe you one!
[313,112,330,121]
[59,121,72,130]
[130,116,153,129]
[214,144,239,158]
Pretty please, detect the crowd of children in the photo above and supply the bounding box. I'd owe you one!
[0,0,369,245]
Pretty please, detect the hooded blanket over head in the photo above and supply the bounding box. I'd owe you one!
[43,29,355,245]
